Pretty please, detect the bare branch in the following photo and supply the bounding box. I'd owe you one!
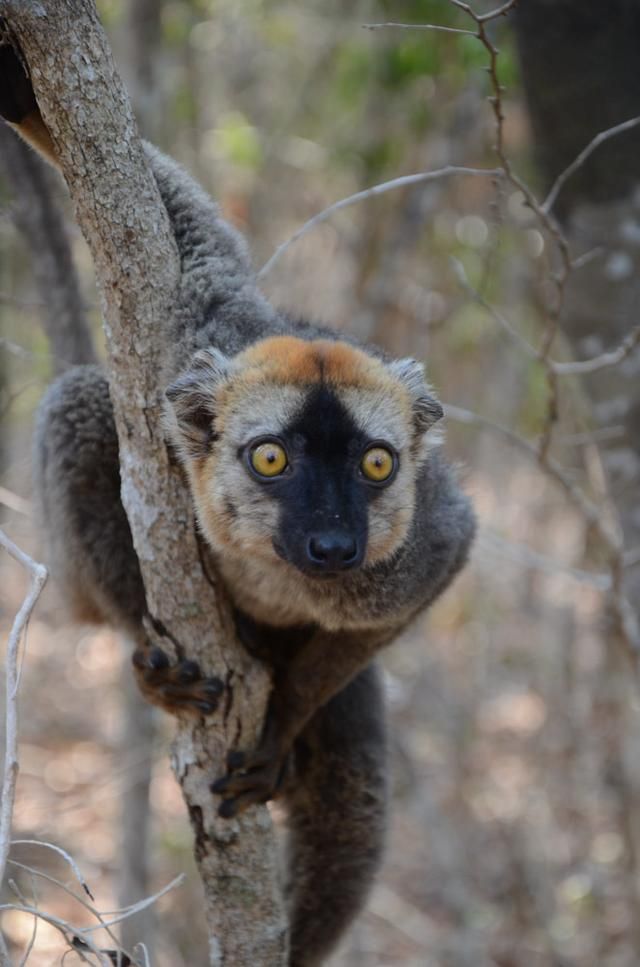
[9,856,185,963]
[543,116,640,214]
[78,874,185,933]
[443,405,620,549]
[552,325,640,376]
[0,530,47,923]
[1,3,286,960]
[0,904,111,965]
[16,873,38,967]
[10,840,95,900]
[451,257,539,359]
[445,401,640,654]
[479,529,611,590]
[452,258,640,378]
[449,0,518,24]
[258,166,503,279]
[0,487,31,517]
[8,860,123,953]
[9,857,184,961]
[362,22,474,36]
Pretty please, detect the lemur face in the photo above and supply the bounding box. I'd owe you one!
[166,337,443,577]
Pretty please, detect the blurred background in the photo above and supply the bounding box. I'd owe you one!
[2,1,640,964]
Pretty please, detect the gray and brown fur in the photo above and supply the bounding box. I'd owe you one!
[1,36,475,967]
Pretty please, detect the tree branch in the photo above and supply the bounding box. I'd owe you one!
[0,123,96,373]
[258,165,503,279]
[0,2,286,962]
[0,530,47,963]
[542,115,640,215]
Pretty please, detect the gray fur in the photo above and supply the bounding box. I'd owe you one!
[33,143,475,965]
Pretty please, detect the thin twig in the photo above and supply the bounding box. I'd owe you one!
[362,22,474,35]
[11,839,95,900]
[571,246,604,271]
[361,0,640,663]
[449,0,518,24]
[451,257,539,359]
[444,405,620,547]
[8,860,124,955]
[543,116,640,214]
[552,326,640,375]
[0,487,31,516]
[0,530,48,944]
[453,257,640,377]
[10,873,38,967]
[479,529,611,590]
[78,873,185,933]
[0,904,111,965]
[446,400,639,650]
[449,0,569,462]
[258,167,503,279]
[134,944,151,967]
[8,858,184,962]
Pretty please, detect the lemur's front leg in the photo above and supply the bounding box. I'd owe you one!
[211,626,392,817]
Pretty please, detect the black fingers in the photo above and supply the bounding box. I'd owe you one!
[147,645,169,670]
[133,646,224,716]
[211,744,288,818]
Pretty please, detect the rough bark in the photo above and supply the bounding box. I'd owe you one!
[0,123,96,373]
[115,1,163,949]
[0,3,286,963]
[514,1,640,599]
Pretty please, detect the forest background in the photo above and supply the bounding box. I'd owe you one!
[2,1,640,964]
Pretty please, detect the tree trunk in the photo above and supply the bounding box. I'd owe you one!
[114,2,164,949]
[0,3,287,963]
[514,0,640,598]
[514,2,640,951]
[0,123,96,373]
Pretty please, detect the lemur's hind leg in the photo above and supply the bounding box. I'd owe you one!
[284,663,388,967]
[34,366,223,716]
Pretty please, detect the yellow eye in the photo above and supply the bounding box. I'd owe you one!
[250,441,288,478]
[361,446,395,483]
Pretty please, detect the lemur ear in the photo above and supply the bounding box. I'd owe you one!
[165,348,233,458]
[388,357,444,433]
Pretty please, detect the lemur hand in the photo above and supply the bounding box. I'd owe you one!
[133,645,224,716]
[211,711,289,817]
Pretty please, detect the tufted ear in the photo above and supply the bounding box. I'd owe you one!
[387,357,443,433]
[165,348,233,458]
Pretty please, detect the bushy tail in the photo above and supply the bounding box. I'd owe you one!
[33,367,146,633]
[283,664,388,967]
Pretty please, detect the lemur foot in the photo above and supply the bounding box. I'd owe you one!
[211,731,288,818]
[133,645,224,716]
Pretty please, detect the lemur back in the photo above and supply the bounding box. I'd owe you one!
[1,36,475,967]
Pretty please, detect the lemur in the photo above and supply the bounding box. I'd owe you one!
[0,33,475,967]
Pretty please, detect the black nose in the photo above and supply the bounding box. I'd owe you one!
[307,532,360,571]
